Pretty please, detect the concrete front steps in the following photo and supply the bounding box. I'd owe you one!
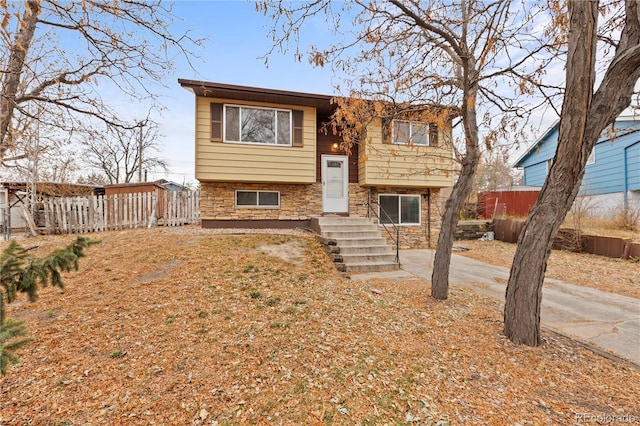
[310,216,399,273]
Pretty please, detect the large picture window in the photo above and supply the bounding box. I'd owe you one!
[236,190,280,208]
[393,120,429,146]
[379,194,421,225]
[225,105,292,145]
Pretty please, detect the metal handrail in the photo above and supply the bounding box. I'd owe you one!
[364,200,399,263]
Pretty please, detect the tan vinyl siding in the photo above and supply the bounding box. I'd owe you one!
[359,118,455,188]
[195,96,316,183]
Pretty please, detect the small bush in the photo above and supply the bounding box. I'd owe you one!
[610,203,640,232]
[564,194,597,250]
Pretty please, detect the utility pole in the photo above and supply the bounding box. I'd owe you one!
[138,121,143,183]
[29,117,40,216]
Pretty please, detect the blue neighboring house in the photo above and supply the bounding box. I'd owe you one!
[514,117,640,214]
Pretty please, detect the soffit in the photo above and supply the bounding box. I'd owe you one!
[178,79,336,116]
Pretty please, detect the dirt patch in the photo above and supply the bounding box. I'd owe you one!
[137,258,181,284]
[257,241,305,266]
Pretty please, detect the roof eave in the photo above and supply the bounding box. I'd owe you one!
[512,120,560,168]
[178,79,336,115]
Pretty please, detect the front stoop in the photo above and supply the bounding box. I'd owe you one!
[311,216,399,273]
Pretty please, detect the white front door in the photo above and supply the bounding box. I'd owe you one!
[322,155,349,213]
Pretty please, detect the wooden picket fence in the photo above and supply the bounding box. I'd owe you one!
[37,190,199,234]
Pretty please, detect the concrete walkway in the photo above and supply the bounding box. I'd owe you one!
[351,249,640,365]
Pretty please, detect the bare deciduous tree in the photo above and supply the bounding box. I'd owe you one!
[81,120,168,184]
[504,0,640,346]
[76,172,108,186]
[475,147,522,193]
[0,112,80,183]
[260,0,558,299]
[0,0,202,166]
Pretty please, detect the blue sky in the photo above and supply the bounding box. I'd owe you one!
[174,1,336,92]
[153,1,338,185]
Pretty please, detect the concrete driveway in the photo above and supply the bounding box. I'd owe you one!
[352,249,640,365]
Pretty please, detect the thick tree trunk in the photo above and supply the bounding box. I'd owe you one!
[504,0,640,346]
[504,0,597,346]
[0,1,41,164]
[431,146,479,299]
[431,87,480,299]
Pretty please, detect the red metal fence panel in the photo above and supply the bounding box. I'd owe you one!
[478,189,540,219]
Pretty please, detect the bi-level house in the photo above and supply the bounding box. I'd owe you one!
[179,80,454,253]
[514,117,640,216]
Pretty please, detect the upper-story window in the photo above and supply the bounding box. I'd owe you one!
[393,120,429,146]
[224,105,292,146]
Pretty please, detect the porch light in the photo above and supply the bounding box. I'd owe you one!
[331,142,339,151]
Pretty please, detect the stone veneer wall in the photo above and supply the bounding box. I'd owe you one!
[200,182,373,221]
[347,184,370,217]
[200,182,323,221]
[199,182,444,248]
[365,187,444,249]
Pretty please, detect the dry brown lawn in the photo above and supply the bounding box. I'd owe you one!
[456,239,640,300]
[564,214,640,242]
[1,226,639,425]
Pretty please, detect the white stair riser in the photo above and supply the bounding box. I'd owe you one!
[322,231,382,239]
[344,263,400,272]
[315,217,372,226]
[320,225,380,233]
[341,254,397,263]
[331,238,388,246]
[337,246,393,254]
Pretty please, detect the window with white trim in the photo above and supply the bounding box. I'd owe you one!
[393,120,429,146]
[224,105,292,146]
[235,190,280,208]
[379,194,421,225]
[586,148,595,165]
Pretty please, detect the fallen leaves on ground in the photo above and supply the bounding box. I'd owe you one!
[1,226,639,425]
[457,239,640,300]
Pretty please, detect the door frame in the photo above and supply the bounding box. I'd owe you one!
[321,154,349,213]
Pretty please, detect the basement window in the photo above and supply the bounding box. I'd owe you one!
[235,190,280,208]
[379,194,420,225]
